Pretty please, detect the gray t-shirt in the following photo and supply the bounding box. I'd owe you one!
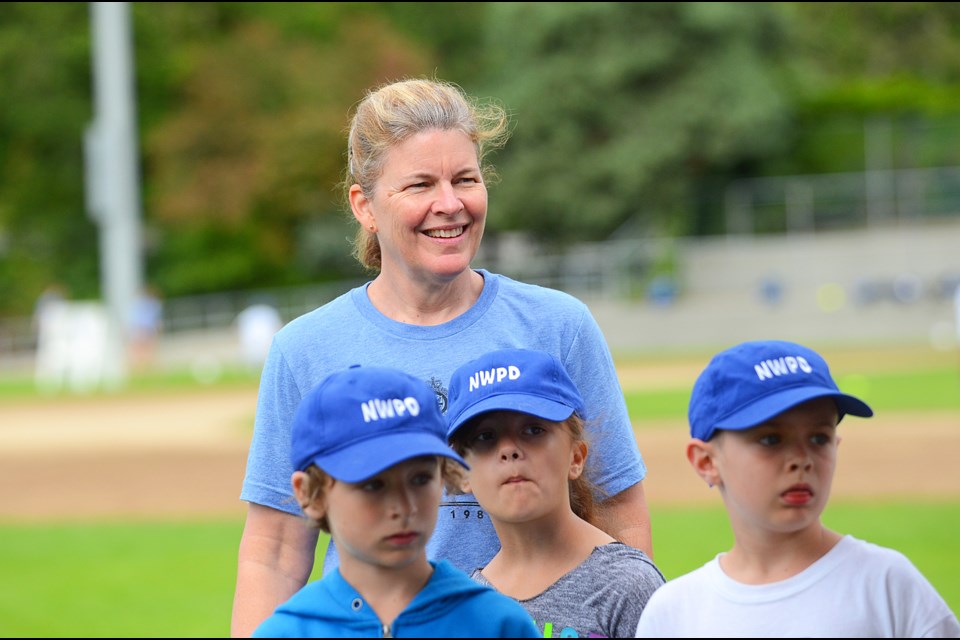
[471,542,665,638]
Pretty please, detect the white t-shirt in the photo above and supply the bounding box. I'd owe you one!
[636,535,960,638]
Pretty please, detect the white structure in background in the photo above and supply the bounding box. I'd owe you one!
[955,284,960,346]
[85,2,144,386]
[34,295,71,393]
[236,302,284,371]
[35,301,112,395]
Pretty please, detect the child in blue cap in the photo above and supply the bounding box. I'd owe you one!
[446,348,665,639]
[252,365,539,638]
[635,339,960,638]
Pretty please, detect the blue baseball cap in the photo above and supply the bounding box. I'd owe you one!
[291,365,467,482]
[446,348,585,439]
[689,340,873,441]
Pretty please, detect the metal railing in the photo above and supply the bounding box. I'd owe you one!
[4,165,960,364]
[724,165,960,234]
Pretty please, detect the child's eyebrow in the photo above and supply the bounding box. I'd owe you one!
[748,422,782,430]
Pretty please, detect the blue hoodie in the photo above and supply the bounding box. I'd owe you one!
[252,560,539,638]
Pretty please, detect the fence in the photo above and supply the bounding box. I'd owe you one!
[0,280,367,371]
[724,165,960,234]
[3,165,960,369]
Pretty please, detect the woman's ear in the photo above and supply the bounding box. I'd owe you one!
[292,471,328,522]
[568,440,588,480]
[349,184,376,232]
[687,438,720,489]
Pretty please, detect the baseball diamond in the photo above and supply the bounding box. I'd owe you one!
[0,374,957,521]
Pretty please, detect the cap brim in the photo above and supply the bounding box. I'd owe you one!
[447,394,577,439]
[312,431,467,483]
[715,387,873,431]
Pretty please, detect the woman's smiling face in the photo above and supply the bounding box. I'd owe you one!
[352,128,487,283]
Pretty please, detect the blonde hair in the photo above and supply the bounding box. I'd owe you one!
[449,413,604,525]
[342,78,511,271]
[296,457,465,533]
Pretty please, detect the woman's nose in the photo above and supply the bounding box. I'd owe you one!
[431,181,463,215]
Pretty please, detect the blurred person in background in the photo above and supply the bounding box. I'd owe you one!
[231,78,653,637]
[235,297,284,372]
[128,285,163,373]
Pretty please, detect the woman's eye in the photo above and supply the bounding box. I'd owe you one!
[524,425,546,436]
[811,433,831,445]
[758,434,780,446]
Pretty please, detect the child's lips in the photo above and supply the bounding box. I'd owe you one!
[781,485,814,505]
[385,531,420,546]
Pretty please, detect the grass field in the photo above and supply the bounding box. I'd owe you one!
[619,343,960,420]
[0,341,957,636]
[1,500,956,637]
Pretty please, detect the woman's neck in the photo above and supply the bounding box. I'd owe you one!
[367,268,483,326]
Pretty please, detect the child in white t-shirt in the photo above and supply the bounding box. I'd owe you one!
[635,340,960,638]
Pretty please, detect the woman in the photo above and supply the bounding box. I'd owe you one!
[231,78,653,637]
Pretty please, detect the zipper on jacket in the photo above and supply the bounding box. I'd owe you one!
[382,623,392,638]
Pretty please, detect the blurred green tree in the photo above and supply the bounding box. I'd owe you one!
[0,2,98,312]
[768,2,960,175]
[0,2,471,313]
[3,2,960,316]
[479,2,793,243]
[139,3,436,295]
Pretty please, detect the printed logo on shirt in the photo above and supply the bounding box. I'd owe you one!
[534,620,606,638]
[440,498,486,522]
[430,377,449,413]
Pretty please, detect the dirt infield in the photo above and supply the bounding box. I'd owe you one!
[1,384,958,522]
[0,388,257,521]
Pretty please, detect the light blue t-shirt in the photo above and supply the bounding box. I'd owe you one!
[240,270,646,575]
